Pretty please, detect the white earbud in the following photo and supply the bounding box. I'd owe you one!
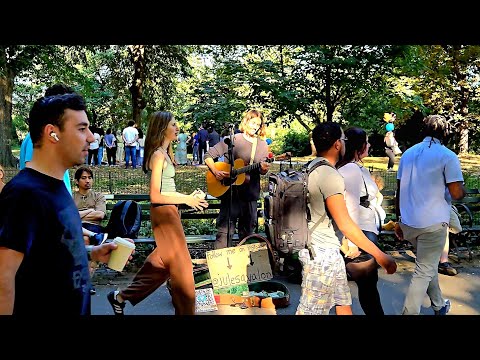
[50,132,60,142]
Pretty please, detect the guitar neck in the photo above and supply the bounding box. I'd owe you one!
[233,162,261,176]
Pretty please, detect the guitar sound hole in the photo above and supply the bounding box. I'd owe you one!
[221,177,237,186]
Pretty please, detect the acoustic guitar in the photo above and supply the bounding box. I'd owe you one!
[206,152,291,197]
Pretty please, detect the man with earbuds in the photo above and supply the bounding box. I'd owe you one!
[19,84,106,252]
[20,84,74,194]
[0,91,128,315]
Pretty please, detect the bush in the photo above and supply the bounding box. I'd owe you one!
[278,129,311,156]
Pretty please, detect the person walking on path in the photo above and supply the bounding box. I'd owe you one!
[337,127,385,315]
[20,84,75,194]
[394,114,465,315]
[295,122,397,315]
[107,111,208,315]
[0,92,123,315]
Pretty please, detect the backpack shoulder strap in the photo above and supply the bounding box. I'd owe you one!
[304,158,334,175]
[305,158,336,233]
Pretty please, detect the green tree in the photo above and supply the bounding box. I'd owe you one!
[0,45,70,166]
[415,45,480,153]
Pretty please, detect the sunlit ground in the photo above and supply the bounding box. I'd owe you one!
[11,147,480,174]
[294,154,480,174]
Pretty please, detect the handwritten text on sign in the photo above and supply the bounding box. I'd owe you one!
[206,243,273,290]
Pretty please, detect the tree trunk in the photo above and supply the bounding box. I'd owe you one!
[450,45,470,154]
[294,114,312,133]
[309,132,317,156]
[325,64,334,123]
[457,87,470,154]
[0,67,19,167]
[458,122,469,154]
[128,45,146,128]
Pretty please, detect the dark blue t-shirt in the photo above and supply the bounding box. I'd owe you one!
[198,129,209,143]
[0,168,91,315]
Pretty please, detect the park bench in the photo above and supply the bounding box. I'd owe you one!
[378,188,480,260]
[102,194,264,248]
[451,188,480,260]
[377,190,402,248]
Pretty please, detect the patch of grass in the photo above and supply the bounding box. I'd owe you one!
[4,154,480,192]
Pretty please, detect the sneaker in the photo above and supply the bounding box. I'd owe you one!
[89,232,108,246]
[107,290,125,316]
[90,286,96,295]
[434,299,451,315]
[438,262,458,276]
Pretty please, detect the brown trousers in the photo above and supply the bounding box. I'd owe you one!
[120,204,195,315]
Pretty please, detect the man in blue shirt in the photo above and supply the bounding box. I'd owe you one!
[395,115,466,315]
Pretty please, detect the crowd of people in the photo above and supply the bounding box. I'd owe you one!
[0,82,467,316]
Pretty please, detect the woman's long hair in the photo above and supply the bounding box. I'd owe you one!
[143,111,175,173]
[238,109,267,139]
[336,127,368,169]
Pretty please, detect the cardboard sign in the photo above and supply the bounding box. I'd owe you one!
[206,243,273,291]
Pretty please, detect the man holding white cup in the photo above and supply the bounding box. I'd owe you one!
[0,92,134,315]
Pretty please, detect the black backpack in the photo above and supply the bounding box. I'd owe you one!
[105,200,142,239]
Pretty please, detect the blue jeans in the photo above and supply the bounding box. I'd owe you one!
[97,146,104,165]
[125,146,137,168]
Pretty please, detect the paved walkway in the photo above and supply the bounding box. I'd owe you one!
[91,250,480,315]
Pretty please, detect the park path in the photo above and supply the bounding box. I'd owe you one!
[91,250,480,315]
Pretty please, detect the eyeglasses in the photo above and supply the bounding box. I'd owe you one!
[340,136,348,142]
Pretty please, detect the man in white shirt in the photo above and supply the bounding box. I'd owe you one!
[394,114,465,315]
[88,128,100,166]
[122,120,139,169]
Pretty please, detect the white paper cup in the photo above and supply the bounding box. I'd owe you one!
[194,189,206,200]
[107,237,135,272]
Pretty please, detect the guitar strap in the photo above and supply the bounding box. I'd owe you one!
[250,136,258,165]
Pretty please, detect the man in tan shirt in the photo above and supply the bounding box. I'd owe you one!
[73,166,107,245]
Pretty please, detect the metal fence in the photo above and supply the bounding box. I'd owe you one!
[3,164,480,195]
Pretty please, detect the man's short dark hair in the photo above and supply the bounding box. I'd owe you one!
[29,93,87,146]
[45,83,75,97]
[312,121,342,153]
[128,120,135,127]
[75,166,93,181]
